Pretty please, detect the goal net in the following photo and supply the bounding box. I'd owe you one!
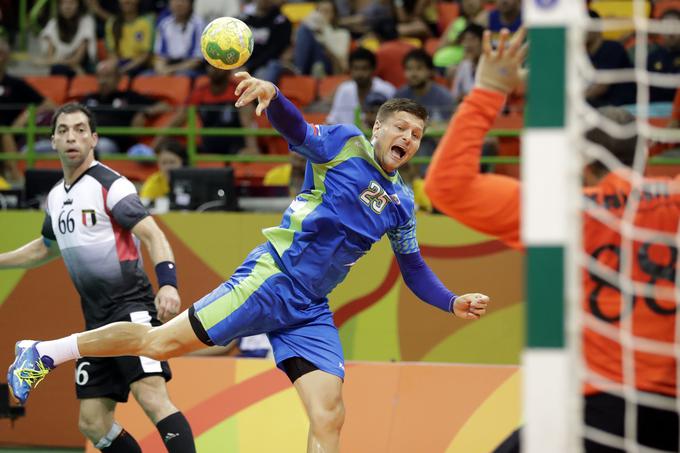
[522,1,680,452]
[568,1,680,452]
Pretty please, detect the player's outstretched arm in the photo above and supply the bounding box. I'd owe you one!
[234,71,309,146]
[0,237,60,269]
[132,216,180,323]
[452,293,489,320]
[394,250,490,319]
[233,71,278,117]
[424,28,527,249]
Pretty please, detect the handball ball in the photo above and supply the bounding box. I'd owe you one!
[200,17,253,70]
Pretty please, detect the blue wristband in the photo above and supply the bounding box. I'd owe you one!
[155,261,177,288]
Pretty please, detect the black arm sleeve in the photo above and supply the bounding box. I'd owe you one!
[41,213,56,241]
[110,194,150,230]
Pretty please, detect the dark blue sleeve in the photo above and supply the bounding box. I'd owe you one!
[266,88,362,163]
[395,251,457,313]
[266,88,308,146]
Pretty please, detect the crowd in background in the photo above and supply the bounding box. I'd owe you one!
[0,0,678,209]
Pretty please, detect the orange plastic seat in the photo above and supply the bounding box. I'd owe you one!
[654,0,680,16]
[130,75,191,105]
[437,2,460,34]
[375,40,417,88]
[318,75,349,101]
[279,75,317,107]
[424,37,440,57]
[24,75,69,104]
[68,75,130,100]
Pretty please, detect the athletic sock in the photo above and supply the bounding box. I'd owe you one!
[156,411,196,453]
[97,423,141,453]
[35,334,81,366]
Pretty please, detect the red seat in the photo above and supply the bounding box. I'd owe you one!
[130,75,191,105]
[68,75,130,100]
[279,75,317,107]
[375,40,417,88]
[24,75,69,104]
[318,75,349,102]
[437,2,460,34]
[653,0,679,17]
[424,37,440,57]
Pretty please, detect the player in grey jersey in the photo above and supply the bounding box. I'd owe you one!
[0,103,196,453]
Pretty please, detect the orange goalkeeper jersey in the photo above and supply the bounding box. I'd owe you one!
[425,88,680,396]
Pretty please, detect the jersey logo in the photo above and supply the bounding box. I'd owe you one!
[82,209,97,227]
[360,181,392,214]
[63,199,73,206]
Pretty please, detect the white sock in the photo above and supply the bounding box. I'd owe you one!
[35,334,81,366]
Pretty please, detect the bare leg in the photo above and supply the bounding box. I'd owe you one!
[78,397,117,443]
[77,310,207,361]
[294,370,344,453]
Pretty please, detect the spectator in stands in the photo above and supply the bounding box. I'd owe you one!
[397,49,453,123]
[80,59,171,153]
[327,47,396,125]
[396,48,453,160]
[648,9,680,103]
[154,65,258,155]
[37,0,97,77]
[105,0,155,76]
[671,88,680,129]
[153,0,205,77]
[433,0,488,72]
[193,0,240,24]
[394,0,438,40]
[586,9,636,107]
[451,23,484,104]
[293,0,350,77]
[487,0,522,34]
[0,1,18,39]
[0,37,55,183]
[241,0,292,83]
[140,139,187,210]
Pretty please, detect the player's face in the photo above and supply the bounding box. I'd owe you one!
[372,111,424,173]
[404,59,431,90]
[51,112,98,169]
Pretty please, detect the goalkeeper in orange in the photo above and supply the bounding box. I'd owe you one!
[426,28,680,452]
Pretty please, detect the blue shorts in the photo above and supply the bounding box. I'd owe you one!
[192,244,345,379]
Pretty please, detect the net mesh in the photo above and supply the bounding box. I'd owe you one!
[569,1,680,451]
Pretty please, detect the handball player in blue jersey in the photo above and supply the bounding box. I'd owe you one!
[8,72,490,452]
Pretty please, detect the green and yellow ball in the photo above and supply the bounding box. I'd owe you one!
[200,17,254,70]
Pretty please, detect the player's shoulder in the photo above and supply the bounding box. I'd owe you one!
[46,177,65,202]
[85,162,124,190]
[318,123,363,138]
[314,124,365,156]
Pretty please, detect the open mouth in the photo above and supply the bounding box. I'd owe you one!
[391,145,406,159]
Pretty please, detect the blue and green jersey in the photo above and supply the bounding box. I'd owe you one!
[263,123,418,299]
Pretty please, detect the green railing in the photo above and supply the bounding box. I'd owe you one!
[1,105,678,167]
[0,106,525,166]
[18,0,56,50]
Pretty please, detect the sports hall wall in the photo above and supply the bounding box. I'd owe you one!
[0,211,523,451]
